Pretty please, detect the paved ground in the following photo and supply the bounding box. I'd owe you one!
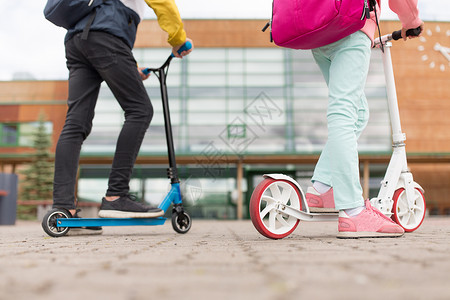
[1,217,449,300]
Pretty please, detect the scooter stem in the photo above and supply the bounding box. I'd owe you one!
[156,66,179,183]
[382,42,406,145]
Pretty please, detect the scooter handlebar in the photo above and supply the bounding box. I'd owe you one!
[391,26,422,41]
[142,41,193,76]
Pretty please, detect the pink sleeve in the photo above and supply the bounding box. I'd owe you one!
[388,0,423,29]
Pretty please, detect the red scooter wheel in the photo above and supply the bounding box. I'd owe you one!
[250,178,301,239]
[392,187,426,232]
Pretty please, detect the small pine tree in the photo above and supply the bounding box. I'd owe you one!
[20,113,54,201]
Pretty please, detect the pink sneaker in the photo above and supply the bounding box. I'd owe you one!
[305,187,336,213]
[337,200,405,239]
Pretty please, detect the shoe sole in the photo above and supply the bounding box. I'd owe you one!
[98,210,164,218]
[337,231,404,239]
[67,228,103,236]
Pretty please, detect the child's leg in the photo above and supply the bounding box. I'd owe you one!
[311,31,372,210]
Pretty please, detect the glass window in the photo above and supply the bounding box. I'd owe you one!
[1,124,18,145]
[81,47,390,156]
[77,178,108,202]
[0,122,53,147]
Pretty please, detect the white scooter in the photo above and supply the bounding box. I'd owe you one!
[249,28,426,239]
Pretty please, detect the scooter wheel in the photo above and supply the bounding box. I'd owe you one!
[249,178,301,239]
[392,187,426,232]
[42,208,71,237]
[172,211,191,234]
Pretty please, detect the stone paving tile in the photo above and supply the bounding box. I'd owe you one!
[0,217,449,300]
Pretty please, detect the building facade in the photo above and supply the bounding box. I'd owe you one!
[1,20,449,217]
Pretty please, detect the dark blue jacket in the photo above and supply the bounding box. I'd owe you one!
[65,0,140,49]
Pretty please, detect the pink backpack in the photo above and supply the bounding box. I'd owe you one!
[266,0,371,50]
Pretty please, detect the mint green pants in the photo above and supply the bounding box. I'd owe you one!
[311,31,372,210]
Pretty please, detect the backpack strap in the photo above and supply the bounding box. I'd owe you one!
[81,8,97,40]
[370,0,383,51]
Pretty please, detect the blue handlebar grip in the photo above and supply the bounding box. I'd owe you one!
[142,68,150,76]
[170,41,193,58]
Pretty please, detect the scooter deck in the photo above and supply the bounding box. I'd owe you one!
[56,217,166,227]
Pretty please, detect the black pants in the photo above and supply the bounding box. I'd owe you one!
[53,31,153,210]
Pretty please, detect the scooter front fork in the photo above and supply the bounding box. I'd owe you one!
[372,145,418,216]
[372,144,407,215]
[172,203,186,215]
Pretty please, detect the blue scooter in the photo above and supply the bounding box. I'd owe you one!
[42,43,193,237]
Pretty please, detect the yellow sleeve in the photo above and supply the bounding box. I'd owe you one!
[144,0,187,47]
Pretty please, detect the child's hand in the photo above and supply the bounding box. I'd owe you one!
[172,38,194,58]
[138,67,150,80]
[402,22,424,41]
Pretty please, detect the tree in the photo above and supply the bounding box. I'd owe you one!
[20,113,54,201]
